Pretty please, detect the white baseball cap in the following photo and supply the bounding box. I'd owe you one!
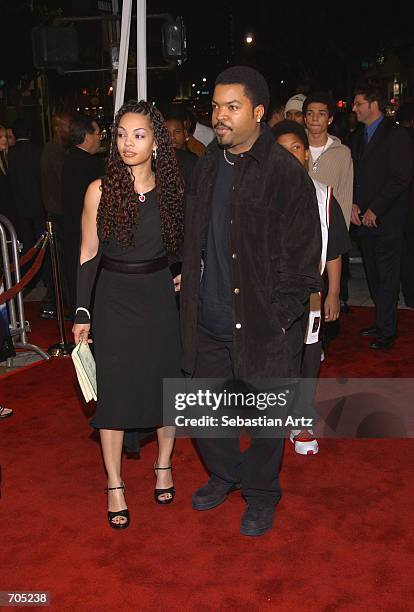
[284,94,306,115]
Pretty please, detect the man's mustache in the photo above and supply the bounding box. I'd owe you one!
[213,122,232,130]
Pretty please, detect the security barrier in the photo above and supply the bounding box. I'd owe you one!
[0,215,50,363]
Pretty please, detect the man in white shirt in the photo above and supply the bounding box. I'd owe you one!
[303,92,354,342]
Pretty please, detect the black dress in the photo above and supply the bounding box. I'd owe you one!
[91,188,181,430]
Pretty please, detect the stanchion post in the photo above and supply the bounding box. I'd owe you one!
[46,221,74,357]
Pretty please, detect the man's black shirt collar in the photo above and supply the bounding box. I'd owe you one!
[205,123,273,165]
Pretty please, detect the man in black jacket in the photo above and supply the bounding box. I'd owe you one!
[7,120,44,243]
[61,115,104,319]
[351,85,413,350]
[40,112,72,317]
[179,66,321,536]
[7,119,54,310]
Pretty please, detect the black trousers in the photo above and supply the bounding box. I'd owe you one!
[340,251,350,303]
[18,214,53,296]
[359,227,403,338]
[401,222,414,306]
[193,329,284,507]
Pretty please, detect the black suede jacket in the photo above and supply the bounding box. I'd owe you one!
[180,124,321,378]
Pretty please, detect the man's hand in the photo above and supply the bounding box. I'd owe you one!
[362,208,377,228]
[351,204,362,226]
[173,274,181,293]
[324,292,340,321]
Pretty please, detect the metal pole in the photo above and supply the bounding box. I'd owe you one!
[46,221,74,357]
[0,223,17,327]
[0,215,49,360]
[136,0,147,100]
[110,0,121,101]
[114,0,133,114]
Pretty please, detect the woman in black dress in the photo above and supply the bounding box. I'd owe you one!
[72,101,183,529]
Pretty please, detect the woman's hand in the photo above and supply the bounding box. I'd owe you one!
[72,323,91,345]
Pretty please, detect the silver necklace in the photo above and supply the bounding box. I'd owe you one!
[223,149,235,166]
[311,140,328,173]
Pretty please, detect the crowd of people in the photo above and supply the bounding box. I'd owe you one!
[1,66,413,536]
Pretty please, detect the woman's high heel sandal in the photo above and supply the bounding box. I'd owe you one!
[154,464,175,505]
[105,482,130,529]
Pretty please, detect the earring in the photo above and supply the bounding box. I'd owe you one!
[152,148,157,160]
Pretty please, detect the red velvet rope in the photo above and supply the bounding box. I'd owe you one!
[10,242,42,272]
[0,236,49,305]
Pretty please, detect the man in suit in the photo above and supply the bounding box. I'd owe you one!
[7,119,45,255]
[40,112,72,317]
[61,115,104,319]
[351,85,413,350]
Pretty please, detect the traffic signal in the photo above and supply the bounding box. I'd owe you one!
[31,26,79,69]
[162,17,187,64]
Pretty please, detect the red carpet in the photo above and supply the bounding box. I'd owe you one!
[320,306,414,378]
[1,306,414,611]
[0,302,73,380]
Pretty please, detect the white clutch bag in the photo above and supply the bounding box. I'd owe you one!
[71,342,97,402]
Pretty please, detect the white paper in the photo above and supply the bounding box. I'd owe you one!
[71,342,97,402]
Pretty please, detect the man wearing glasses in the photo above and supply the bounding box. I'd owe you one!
[351,85,413,350]
[62,115,105,320]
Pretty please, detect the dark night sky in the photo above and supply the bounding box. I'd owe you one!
[149,1,414,101]
[1,0,414,106]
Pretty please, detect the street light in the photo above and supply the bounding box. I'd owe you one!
[245,34,253,44]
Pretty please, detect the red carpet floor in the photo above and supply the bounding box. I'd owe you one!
[1,305,414,611]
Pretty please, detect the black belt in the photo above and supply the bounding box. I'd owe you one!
[102,255,169,274]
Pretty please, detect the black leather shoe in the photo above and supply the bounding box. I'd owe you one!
[360,325,378,336]
[39,308,57,320]
[240,504,276,537]
[192,477,241,511]
[370,336,395,350]
[39,308,71,321]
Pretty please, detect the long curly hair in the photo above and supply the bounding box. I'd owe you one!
[97,100,184,253]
